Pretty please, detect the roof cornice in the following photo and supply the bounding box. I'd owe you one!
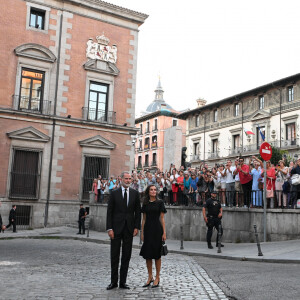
[135,110,179,124]
[178,73,300,118]
[63,0,148,25]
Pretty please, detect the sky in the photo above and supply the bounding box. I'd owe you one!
[106,0,300,116]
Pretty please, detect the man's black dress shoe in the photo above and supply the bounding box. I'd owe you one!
[119,283,130,289]
[106,283,118,290]
[76,232,81,234]
[208,244,213,249]
[216,244,224,247]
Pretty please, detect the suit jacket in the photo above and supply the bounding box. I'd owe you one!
[106,187,141,235]
[9,208,16,221]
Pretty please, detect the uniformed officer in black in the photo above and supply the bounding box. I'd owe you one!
[77,204,87,235]
[202,191,223,249]
[6,205,17,233]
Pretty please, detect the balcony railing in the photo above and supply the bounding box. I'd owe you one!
[144,163,149,168]
[230,147,243,155]
[152,126,158,132]
[13,95,52,115]
[145,129,150,134]
[208,152,219,159]
[136,147,143,152]
[151,161,157,166]
[151,141,157,148]
[144,144,150,150]
[82,107,116,124]
[189,154,200,161]
[270,139,299,148]
[136,164,143,169]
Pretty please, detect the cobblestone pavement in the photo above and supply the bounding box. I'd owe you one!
[0,238,228,300]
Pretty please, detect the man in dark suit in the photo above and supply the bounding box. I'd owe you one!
[106,171,141,290]
[6,205,17,232]
[77,204,87,235]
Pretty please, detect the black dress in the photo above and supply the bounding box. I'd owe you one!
[140,200,167,260]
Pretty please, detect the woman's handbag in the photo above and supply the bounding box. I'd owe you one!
[266,179,274,198]
[161,241,168,256]
[291,174,300,185]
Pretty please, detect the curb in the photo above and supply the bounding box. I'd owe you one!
[1,235,299,264]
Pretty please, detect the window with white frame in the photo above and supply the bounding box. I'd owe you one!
[259,95,264,109]
[19,69,44,112]
[212,139,218,153]
[233,134,240,150]
[234,104,239,117]
[213,110,218,122]
[286,123,296,145]
[195,115,200,127]
[287,86,294,102]
[26,4,50,33]
[87,82,109,121]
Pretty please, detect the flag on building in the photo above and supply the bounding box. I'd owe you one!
[244,129,255,135]
[257,126,265,141]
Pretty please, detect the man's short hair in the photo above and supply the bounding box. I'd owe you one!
[80,203,83,206]
[121,171,131,178]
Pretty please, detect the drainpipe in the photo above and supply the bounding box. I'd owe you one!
[44,12,63,227]
[203,113,206,162]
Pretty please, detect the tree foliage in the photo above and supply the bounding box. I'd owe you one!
[257,146,290,166]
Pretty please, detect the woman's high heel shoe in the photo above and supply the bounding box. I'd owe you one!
[152,280,160,288]
[142,277,154,287]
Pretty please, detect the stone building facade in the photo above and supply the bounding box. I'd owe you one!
[0,0,147,227]
[178,74,300,167]
[134,80,186,172]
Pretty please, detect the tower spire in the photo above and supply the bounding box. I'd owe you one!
[154,76,164,101]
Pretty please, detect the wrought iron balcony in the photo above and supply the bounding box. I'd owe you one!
[190,154,200,161]
[208,152,219,159]
[151,141,158,148]
[230,147,243,155]
[13,95,52,115]
[82,107,116,124]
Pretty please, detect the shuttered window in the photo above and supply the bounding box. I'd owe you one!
[10,149,41,199]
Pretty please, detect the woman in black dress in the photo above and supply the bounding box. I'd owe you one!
[140,184,167,288]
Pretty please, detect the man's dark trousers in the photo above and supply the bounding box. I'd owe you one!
[206,216,223,245]
[111,223,133,285]
[78,219,85,234]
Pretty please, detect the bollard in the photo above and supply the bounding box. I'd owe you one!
[86,215,90,238]
[217,224,222,253]
[253,225,263,256]
[180,225,184,250]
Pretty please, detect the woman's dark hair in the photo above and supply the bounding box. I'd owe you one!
[143,184,159,205]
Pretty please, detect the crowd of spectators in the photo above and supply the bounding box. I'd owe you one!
[92,156,300,209]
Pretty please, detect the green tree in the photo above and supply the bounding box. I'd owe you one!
[257,146,290,166]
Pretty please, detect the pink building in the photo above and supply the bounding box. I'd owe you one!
[134,80,186,172]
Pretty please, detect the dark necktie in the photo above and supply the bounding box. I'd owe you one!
[124,189,127,206]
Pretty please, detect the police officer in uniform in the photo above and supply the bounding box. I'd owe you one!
[77,204,87,235]
[202,191,224,249]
